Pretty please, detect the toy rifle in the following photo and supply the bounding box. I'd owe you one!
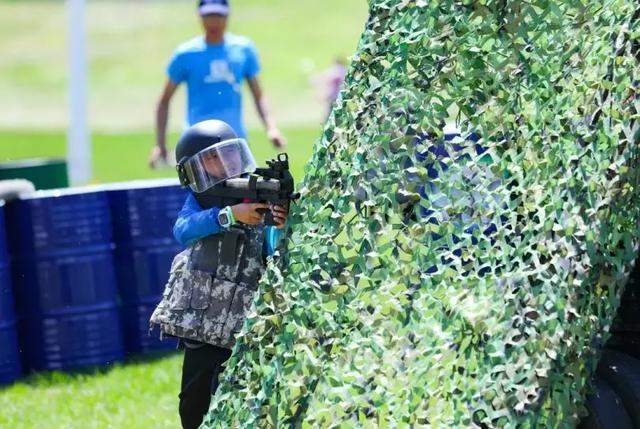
[207,153,300,226]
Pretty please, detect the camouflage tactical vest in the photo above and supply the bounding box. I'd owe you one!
[150,192,266,349]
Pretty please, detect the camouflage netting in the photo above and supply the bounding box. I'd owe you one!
[202,0,639,427]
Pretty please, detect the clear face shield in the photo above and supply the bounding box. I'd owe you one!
[178,139,257,193]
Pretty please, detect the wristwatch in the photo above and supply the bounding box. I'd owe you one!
[217,206,235,229]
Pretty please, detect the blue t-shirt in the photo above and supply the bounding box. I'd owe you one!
[167,33,261,138]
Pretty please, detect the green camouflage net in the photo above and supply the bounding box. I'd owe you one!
[202,0,639,427]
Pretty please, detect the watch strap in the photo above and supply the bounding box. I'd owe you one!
[226,206,236,225]
[218,206,235,229]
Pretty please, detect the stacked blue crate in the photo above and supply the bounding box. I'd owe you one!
[105,179,186,354]
[6,188,124,372]
[0,201,21,384]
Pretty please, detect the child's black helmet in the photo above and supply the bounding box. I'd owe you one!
[175,120,256,193]
[175,119,237,162]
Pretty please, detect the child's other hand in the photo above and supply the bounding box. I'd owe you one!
[270,204,288,229]
[231,203,269,225]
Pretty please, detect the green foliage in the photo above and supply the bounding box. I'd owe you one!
[203,0,639,427]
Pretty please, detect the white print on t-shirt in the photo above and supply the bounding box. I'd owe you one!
[204,60,240,92]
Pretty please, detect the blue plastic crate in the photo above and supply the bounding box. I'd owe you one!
[6,188,124,372]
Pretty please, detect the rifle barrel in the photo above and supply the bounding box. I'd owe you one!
[225,178,281,192]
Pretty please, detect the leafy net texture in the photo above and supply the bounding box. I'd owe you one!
[203,1,640,427]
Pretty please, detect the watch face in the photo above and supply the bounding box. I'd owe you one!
[219,212,229,226]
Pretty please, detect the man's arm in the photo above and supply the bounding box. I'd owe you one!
[149,79,179,168]
[247,77,287,149]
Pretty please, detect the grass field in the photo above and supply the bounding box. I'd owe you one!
[0,0,367,131]
[0,125,321,184]
[0,352,183,429]
[0,1,367,427]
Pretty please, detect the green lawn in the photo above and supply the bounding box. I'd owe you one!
[0,125,321,185]
[0,352,183,429]
[0,0,367,131]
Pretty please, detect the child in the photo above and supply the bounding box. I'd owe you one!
[311,56,347,120]
[150,119,288,429]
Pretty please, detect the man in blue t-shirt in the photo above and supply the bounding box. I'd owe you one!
[149,0,287,168]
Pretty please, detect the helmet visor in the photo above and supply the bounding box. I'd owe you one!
[183,138,257,193]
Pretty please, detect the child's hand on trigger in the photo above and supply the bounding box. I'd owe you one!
[270,204,288,229]
[231,203,269,225]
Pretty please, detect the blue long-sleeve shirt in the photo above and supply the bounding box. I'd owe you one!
[173,193,283,256]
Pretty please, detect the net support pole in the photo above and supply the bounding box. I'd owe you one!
[66,0,91,185]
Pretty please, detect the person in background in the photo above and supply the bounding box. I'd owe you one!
[149,0,286,168]
[311,56,347,121]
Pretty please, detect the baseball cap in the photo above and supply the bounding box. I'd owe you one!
[198,0,229,16]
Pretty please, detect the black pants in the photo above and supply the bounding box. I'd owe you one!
[179,339,232,429]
